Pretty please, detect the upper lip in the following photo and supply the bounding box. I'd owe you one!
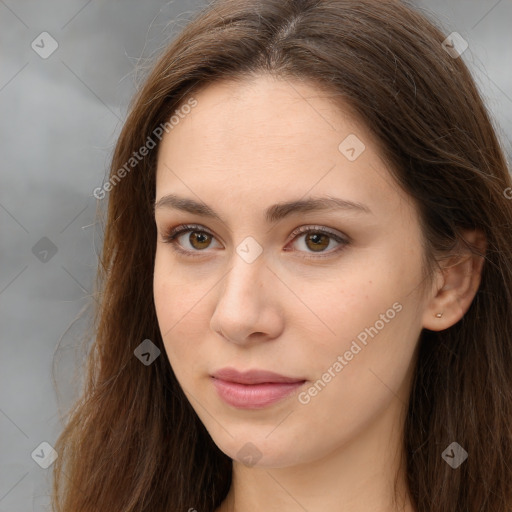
[211,367,306,385]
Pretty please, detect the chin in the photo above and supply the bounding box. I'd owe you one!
[207,427,313,469]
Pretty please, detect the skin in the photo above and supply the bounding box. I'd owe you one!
[153,74,486,512]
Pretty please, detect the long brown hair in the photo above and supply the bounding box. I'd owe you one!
[51,0,512,510]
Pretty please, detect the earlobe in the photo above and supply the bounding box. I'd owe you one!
[421,229,487,332]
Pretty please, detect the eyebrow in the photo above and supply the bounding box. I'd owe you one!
[154,193,372,224]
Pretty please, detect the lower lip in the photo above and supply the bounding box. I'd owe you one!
[211,377,306,409]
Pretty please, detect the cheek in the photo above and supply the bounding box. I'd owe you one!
[301,249,422,389]
[292,292,418,457]
[153,256,175,335]
[153,251,202,330]
[300,263,398,353]
[153,256,201,378]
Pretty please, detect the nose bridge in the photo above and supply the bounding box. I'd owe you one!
[209,248,273,343]
[220,249,266,305]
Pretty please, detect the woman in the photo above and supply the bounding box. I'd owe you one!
[52,0,512,510]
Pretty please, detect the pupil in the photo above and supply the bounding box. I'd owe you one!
[308,233,328,251]
[192,232,209,248]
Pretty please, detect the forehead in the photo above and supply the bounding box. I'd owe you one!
[155,75,413,221]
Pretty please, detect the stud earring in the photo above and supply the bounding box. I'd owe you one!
[435,312,443,318]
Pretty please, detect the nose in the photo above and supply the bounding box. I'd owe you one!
[209,254,284,345]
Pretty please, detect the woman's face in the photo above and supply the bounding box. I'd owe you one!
[153,75,433,468]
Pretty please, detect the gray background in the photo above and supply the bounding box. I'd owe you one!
[1,1,510,510]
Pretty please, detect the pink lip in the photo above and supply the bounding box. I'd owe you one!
[210,367,306,409]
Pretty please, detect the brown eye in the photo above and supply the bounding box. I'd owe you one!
[188,231,212,250]
[304,232,330,252]
[287,226,348,257]
[164,226,220,255]
[163,224,349,260]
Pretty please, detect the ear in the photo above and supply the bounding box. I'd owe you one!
[422,229,487,331]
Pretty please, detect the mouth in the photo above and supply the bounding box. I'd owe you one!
[210,367,307,409]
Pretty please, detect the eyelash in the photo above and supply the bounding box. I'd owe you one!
[161,223,350,260]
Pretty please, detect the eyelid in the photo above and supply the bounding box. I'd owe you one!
[161,223,350,259]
